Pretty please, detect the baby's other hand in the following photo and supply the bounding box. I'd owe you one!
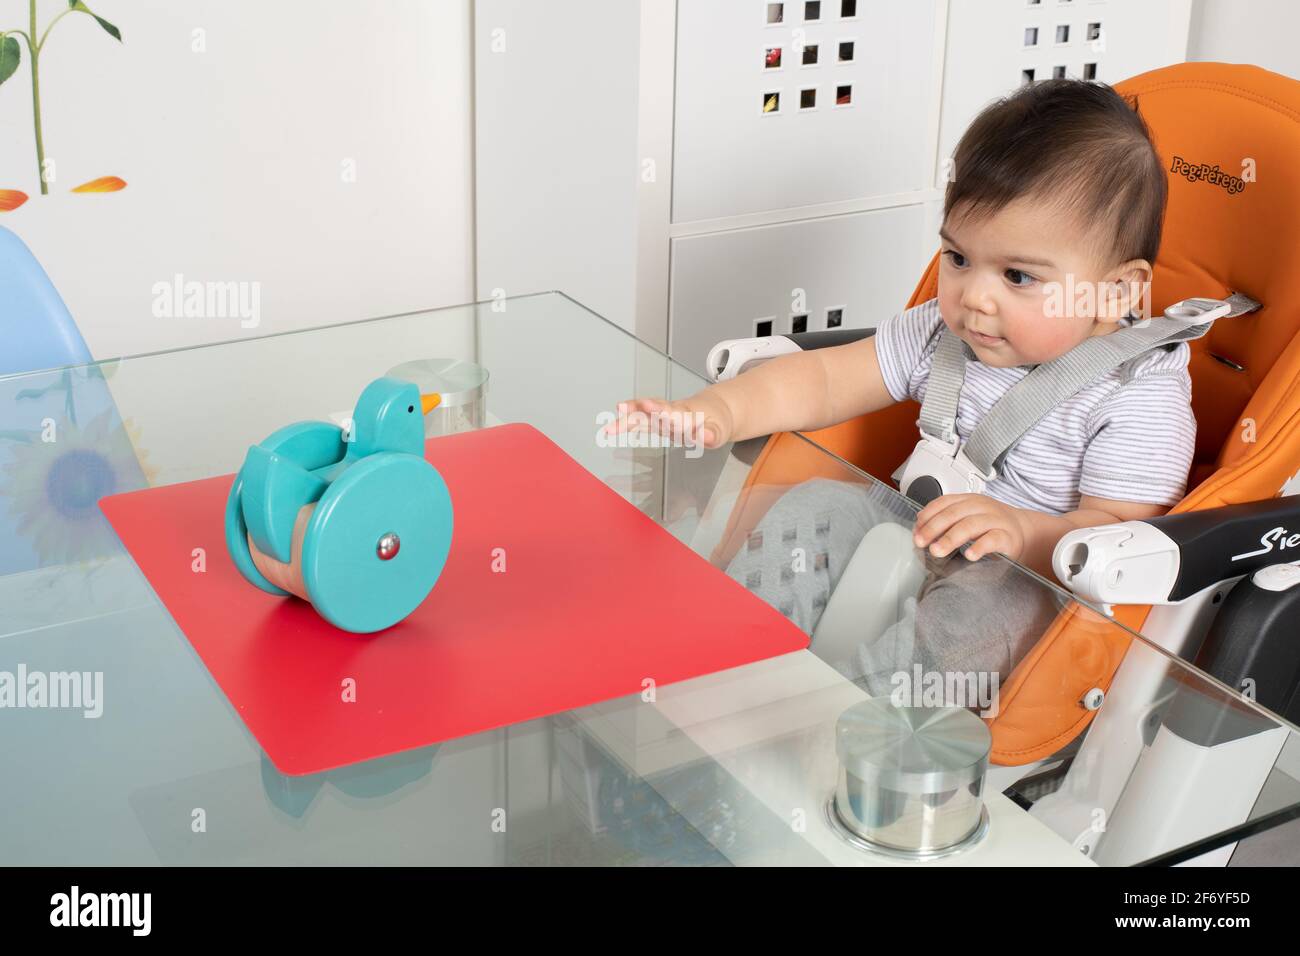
[912,493,1030,562]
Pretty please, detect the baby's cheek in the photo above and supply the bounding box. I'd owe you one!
[1013,315,1077,364]
[937,287,961,327]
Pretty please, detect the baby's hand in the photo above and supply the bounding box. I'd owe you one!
[602,394,734,450]
[912,493,1030,562]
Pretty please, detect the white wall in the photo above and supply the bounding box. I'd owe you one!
[0,0,475,361]
[473,0,642,332]
[1188,0,1300,76]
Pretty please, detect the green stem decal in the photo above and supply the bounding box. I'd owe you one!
[0,1,122,196]
[30,1,46,194]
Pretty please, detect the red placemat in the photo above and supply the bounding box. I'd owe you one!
[99,423,807,774]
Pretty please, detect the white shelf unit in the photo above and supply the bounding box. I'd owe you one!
[939,0,1194,169]
[665,0,946,378]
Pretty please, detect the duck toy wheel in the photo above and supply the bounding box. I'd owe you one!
[224,377,454,633]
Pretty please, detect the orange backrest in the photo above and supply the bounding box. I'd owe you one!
[710,62,1300,765]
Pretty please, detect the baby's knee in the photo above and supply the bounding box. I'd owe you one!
[912,573,1013,679]
[912,561,1060,686]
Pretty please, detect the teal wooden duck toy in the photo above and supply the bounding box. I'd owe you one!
[224,377,454,633]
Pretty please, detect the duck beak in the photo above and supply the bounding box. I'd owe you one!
[420,393,442,415]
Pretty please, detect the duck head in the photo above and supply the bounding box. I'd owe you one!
[343,377,442,461]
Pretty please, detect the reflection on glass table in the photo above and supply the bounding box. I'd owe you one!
[0,291,1296,866]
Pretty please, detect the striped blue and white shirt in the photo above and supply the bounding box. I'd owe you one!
[874,297,1196,515]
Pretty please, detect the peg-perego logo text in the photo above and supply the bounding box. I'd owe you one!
[50,886,151,936]
[0,665,103,718]
[1169,156,1246,195]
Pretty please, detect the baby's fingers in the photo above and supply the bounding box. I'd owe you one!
[603,399,723,449]
[912,499,970,547]
[963,529,1011,562]
[603,398,666,436]
[925,513,997,557]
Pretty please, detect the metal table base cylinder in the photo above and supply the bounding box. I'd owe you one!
[830,699,992,860]
[387,359,488,436]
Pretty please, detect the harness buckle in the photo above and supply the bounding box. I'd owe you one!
[897,434,998,506]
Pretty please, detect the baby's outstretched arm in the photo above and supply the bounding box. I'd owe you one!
[606,333,896,448]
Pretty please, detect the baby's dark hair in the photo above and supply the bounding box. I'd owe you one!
[944,79,1166,267]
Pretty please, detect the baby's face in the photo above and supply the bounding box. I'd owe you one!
[936,197,1144,367]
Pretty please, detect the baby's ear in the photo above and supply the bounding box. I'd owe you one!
[1101,259,1154,321]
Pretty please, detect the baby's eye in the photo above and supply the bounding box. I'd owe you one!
[1004,268,1036,287]
[942,249,967,268]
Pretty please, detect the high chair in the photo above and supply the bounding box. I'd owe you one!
[0,225,144,577]
[700,62,1300,859]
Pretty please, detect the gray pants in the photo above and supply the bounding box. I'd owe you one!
[723,478,1063,703]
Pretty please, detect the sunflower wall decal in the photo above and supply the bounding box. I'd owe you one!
[0,366,153,573]
[0,1,126,206]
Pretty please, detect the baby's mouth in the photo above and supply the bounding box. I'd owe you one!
[967,328,1005,347]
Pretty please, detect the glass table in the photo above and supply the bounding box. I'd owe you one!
[2,290,1298,866]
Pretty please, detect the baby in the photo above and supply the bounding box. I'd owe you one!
[607,79,1193,695]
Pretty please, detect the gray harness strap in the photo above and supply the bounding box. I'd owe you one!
[917,293,1262,476]
[917,331,974,444]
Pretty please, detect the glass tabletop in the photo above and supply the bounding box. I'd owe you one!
[2,290,1297,866]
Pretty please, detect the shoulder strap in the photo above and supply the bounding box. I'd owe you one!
[916,329,973,444]
[915,293,1262,474]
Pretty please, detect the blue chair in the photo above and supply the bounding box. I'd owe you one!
[0,225,93,376]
